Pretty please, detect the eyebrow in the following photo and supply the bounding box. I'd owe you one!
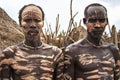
[22,11,41,16]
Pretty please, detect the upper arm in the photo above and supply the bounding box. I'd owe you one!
[64,48,75,80]
[109,44,120,80]
[0,47,15,79]
[109,44,120,62]
[0,51,12,79]
[53,47,64,80]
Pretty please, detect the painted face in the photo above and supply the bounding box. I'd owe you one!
[21,6,43,37]
[85,6,108,38]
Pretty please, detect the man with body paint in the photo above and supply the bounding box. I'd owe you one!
[64,3,120,80]
[0,4,64,80]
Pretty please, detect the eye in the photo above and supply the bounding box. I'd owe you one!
[98,18,106,23]
[87,18,106,23]
[88,18,97,23]
[34,19,42,22]
[24,19,31,22]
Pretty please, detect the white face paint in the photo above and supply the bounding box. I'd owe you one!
[85,6,108,38]
[21,6,44,37]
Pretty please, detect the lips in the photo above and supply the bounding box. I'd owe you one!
[28,30,39,36]
[94,30,103,34]
[93,27,104,34]
[89,27,104,38]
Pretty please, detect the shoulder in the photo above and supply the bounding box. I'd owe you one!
[42,43,63,62]
[107,43,120,60]
[3,45,16,52]
[108,43,119,51]
[104,43,119,53]
[65,39,85,52]
[2,44,19,58]
[42,43,62,54]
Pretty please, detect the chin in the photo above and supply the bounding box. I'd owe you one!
[93,34,102,39]
[90,32,103,39]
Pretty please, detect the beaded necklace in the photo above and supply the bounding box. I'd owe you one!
[85,39,102,48]
[23,42,43,49]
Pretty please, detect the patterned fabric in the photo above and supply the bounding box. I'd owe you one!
[0,42,64,80]
[64,39,120,80]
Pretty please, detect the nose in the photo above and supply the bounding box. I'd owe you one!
[94,21,101,27]
[30,20,36,28]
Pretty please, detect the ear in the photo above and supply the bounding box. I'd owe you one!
[43,21,44,26]
[83,18,86,24]
[105,18,108,26]
[106,18,108,23]
[41,21,44,28]
[42,21,44,27]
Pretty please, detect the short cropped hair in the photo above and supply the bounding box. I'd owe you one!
[18,4,45,26]
[84,3,107,18]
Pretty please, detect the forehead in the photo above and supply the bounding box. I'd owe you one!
[86,6,107,18]
[22,6,42,17]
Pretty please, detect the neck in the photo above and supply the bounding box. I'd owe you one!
[24,37,42,48]
[87,34,101,46]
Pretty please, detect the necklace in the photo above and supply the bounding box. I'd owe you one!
[23,42,43,49]
[85,39,101,48]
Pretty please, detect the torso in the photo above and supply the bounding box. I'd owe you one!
[3,43,61,80]
[69,39,115,80]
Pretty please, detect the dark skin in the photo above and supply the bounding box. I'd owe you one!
[0,5,64,80]
[64,4,120,80]
[21,5,43,48]
[84,6,108,46]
